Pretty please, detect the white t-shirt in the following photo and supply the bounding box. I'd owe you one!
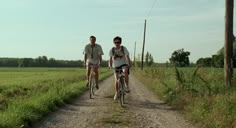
[109,46,129,68]
[83,44,104,65]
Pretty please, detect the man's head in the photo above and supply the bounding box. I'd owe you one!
[113,36,122,47]
[90,36,96,45]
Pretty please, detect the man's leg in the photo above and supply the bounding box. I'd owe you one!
[114,72,119,100]
[94,67,99,89]
[123,67,130,92]
[86,65,91,87]
[115,73,119,92]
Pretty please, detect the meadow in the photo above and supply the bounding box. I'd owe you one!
[134,67,236,128]
[0,68,112,128]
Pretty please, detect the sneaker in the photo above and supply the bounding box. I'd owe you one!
[95,84,99,90]
[114,92,118,100]
[86,82,89,88]
[125,86,130,93]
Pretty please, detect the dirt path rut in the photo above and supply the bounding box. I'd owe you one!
[34,76,195,128]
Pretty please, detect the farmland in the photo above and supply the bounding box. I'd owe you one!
[0,68,112,128]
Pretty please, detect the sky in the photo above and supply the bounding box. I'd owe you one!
[0,0,236,62]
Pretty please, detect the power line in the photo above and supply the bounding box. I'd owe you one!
[147,0,157,20]
[135,0,157,64]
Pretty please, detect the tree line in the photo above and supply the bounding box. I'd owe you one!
[196,41,236,68]
[2,44,235,68]
[0,56,109,67]
[134,52,155,67]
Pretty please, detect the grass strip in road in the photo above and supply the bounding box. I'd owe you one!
[96,102,130,127]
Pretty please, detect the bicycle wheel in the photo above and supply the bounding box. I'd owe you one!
[91,75,95,95]
[89,73,94,99]
[119,78,125,107]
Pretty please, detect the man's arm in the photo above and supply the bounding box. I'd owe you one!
[99,55,102,66]
[109,56,113,68]
[99,45,104,66]
[84,54,87,66]
[126,55,131,67]
[83,45,88,66]
[124,47,131,67]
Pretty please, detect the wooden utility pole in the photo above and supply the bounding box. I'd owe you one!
[141,20,147,70]
[224,0,234,86]
[133,41,137,67]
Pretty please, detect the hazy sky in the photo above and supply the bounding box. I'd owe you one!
[0,0,236,62]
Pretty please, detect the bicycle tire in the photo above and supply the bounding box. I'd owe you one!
[89,73,95,99]
[119,78,125,107]
[92,75,95,95]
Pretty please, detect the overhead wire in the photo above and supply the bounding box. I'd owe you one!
[146,0,157,20]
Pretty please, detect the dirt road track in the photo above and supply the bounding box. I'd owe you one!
[34,76,195,128]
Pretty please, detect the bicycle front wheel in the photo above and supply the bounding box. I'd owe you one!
[119,80,125,107]
[89,74,95,99]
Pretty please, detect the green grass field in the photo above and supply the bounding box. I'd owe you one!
[0,68,112,128]
[134,67,236,128]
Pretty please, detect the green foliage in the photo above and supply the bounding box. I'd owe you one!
[169,48,190,67]
[145,52,154,67]
[196,57,212,67]
[134,67,236,128]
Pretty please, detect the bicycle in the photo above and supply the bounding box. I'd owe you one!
[115,68,127,107]
[89,65,97,99]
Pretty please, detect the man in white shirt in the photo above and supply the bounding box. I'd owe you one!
[83,36,104,89]
[109,36,131,100]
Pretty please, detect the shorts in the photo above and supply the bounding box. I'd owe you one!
[114,64,130,75]
[87,63,99,69]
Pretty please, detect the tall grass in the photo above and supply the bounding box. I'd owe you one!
[134,67,236,128]
[0,68,112,128]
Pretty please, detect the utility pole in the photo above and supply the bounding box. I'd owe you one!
[133,41,137,67]
[141,19,147,70]
[224,0,234,86]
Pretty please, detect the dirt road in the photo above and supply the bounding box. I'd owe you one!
[34,76,195,128]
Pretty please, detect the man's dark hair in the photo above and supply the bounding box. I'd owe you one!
[90,36,96,40]
[113,36,122,43]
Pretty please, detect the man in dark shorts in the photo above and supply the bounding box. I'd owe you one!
[109,36,131,100]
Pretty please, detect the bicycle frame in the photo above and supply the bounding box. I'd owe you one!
[115,68,126,107]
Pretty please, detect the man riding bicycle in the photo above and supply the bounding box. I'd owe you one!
[109,36,131,100]
[83,36,104,89]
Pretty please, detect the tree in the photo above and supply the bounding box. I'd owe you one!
[35,56,48,67]
[196,57,212,67]
[169,48,190,67]
[41,56,48,66]
[145,52,150,65]
[212,54,224,68]
[148,53,154,66]
[144,52,154,66]
[22,58,34,67]
[48,58,57,67]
